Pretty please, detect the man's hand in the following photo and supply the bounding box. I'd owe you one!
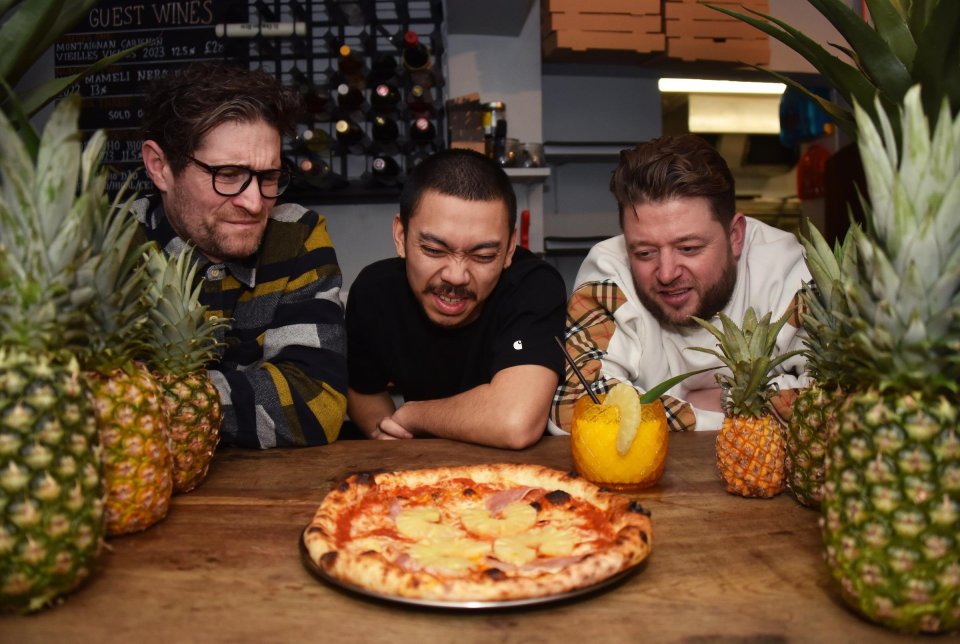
[770,388,800,424]
[373,414,414,440]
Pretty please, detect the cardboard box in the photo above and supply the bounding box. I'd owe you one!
[664,0,769,22]
[544,0,661,16]
[545,12,663,34]
[544,29,666,54]
[665,18,763,39]
[667,36,769,64]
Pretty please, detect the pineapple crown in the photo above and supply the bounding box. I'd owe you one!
[141,245,228,375]
[798,225,859,389]
[837,85,960,394]
[690,307,803,418]
[0,96,101,356]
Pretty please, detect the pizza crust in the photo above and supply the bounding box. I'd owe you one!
[303,464,653,602]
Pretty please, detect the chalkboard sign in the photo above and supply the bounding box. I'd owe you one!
[54,0,249,194]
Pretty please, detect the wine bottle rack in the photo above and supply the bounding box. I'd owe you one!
[242,0,446,202]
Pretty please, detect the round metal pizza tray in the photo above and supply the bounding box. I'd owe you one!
[299,535,644,610]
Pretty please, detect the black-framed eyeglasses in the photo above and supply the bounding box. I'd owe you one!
[187,155,291,199]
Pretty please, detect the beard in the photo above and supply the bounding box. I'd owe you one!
[635,253,738,332]
[165,192,265,263]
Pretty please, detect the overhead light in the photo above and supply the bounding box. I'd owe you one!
[658,78,787,95]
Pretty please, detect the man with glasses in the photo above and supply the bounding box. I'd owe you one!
[136,61,347,448]
[345,149,567,449]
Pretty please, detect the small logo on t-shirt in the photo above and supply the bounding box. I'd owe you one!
[513,340,523,350]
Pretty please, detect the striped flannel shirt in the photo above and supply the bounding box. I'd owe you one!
[550,281,698,434]
[133,197,347,448]
[549,219,810,435]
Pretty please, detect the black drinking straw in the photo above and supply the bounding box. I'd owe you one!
[554,336,601,404]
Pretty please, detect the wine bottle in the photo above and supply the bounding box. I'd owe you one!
[290,68,332,120]
[297,151,347,191]
[298,154,332,180]
[401,31,431,71]
[409,117,436,145]
[406,84,435,116]
[295,127,331,153]
[335,117,367,151]
[371,155,401,185]
[371,115,400,143]
[400,31,435,88]
[371,83,401,113]
[337,44,367,89]
[368,52,398,84]
[335,83,365,114]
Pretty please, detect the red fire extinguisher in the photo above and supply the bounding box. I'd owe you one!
[520,209,530,249]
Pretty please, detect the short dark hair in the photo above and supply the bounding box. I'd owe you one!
[610,134,736,228]
[399,148,517,233]
[141,61,302,174]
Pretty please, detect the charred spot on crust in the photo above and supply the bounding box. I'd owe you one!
[485,568,507,581]
[463,488,475,496]
[639,531,648,544]
[567,470,580,478]
[304,526,324,536]
[356,472,375,485]
[320,551,338,567]
[628,501,651,516]
[337,480,350,492]
[529,501,542,512]
[545,490,571,506]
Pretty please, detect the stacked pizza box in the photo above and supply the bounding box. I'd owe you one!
[665,0,770,64]
[541,0,666,57]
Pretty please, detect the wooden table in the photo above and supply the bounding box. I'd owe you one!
[3,432,920,642]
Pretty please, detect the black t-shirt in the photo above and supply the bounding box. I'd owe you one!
[346,247,567,401]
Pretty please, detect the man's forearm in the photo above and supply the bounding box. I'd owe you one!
[346,389,397,438]
[393,366,557,449]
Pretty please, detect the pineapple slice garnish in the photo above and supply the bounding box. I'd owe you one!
[460,501,538,538]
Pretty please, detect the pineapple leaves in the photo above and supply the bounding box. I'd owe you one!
[911,0,960,148]
[806,0,913,100]
[863,0,917,69]
[702,3,883,119]
[688,308,802,416]
[36,95,82,248]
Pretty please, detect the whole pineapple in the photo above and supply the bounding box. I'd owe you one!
[142,246,227,494]
[0,98,105,611]
[820,86,960,634]
[692,308,801,498]
[785,227,857,507]
[78,195,173,536]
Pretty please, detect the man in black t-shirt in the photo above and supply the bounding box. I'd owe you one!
[346,149,566,449]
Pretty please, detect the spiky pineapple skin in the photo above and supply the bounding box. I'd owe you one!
[786,383,840,507]
[159,372,221,493]
[821,389,960,634]
[90,362,172,536]
[716,415,786,498]
[0,351,104,612]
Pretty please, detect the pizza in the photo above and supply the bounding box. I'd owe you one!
[301,463,653,602]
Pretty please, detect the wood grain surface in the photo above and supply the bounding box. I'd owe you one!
[2,433,922,643]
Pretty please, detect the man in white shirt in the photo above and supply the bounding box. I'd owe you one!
[550,134,809,434]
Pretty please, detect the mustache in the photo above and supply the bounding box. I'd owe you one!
[425,282,476,300]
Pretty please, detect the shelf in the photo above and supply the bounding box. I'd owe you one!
[504,167,551,183]
[544,143,630,162]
